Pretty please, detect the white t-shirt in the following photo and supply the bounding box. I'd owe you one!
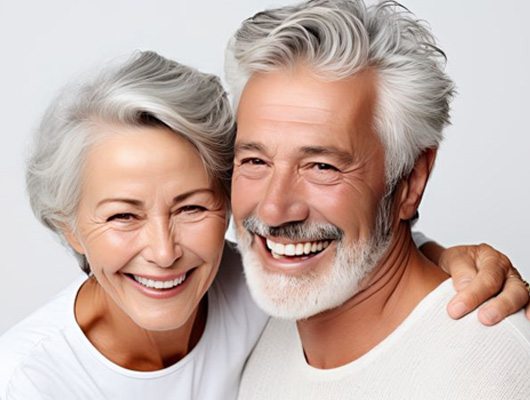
[239,279,530,400]
[0,244,268,400]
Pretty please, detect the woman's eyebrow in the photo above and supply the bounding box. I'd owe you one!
[172,188,215,204]
[96,198,143,208]
[96,188,214,208]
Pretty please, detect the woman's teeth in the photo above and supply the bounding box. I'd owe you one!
[266,238,330,258]
[133,273,187,290]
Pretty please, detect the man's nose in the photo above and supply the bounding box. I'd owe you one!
[257,167,310,227]
[144,217,182,268]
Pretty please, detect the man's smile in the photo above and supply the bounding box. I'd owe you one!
[248,233,337,275]
[265,237,331,258]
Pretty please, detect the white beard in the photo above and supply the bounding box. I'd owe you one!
[236,195,394,320]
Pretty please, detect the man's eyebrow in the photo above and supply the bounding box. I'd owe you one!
[300,146,354,164]
[234,142,265,153]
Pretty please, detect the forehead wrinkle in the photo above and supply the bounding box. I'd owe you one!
[256,104,333,125]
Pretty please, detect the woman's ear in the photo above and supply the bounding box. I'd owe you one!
[62,225,85,255]
[398,148,437,220]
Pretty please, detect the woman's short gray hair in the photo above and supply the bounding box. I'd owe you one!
[225,0,455,185]
[27,51,235,273]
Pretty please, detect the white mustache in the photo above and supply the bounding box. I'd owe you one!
[242,215,343,242]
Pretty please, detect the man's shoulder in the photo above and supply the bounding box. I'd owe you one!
[418,279,530,347]
[462,307,530,348]
[0,275,85,396]
[394,279,530,362]
[385,279,530,397]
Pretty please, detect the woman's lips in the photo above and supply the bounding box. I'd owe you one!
[123,269,194,299]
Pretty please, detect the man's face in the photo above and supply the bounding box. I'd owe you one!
[232,66,394,319]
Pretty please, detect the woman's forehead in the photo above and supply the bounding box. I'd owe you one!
[80,125,214,203]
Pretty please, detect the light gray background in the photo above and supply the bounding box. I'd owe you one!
[1,0,528,334]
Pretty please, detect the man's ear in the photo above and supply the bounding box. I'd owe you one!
[62,226,85,255]
[398,148,437,220]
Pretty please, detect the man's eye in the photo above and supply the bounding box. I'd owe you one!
[240,157,266,166]
[310,162,339,171]
[236,156,270,180]
[107,213,136,222]
[301,162,342,185]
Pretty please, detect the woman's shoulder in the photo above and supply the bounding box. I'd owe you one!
[0,275,86,396]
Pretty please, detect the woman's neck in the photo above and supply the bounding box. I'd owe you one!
[74,277,207,371]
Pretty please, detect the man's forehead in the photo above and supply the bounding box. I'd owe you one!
[236,66,378,128]
[236,71,378,154]
[248,104,334,126]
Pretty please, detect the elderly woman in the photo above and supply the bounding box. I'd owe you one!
[0,51,526,399]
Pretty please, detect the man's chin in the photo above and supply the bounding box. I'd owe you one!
[236,221,392,320]
[239,245,362,320]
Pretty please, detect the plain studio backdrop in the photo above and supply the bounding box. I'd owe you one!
[0,0,528,334]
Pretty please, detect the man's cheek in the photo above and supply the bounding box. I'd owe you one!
[232,181,261,218]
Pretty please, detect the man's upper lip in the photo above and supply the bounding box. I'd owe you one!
[256,234,332,245]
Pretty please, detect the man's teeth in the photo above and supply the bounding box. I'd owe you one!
[133,274,187,290]
[266,238,330,257]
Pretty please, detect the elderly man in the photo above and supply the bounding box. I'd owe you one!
[226,0,530,398]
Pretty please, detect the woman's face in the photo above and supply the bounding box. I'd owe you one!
[66,124,227,331]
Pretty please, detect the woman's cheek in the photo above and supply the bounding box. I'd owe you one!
[183,215,226,255]
[85,229,143,270]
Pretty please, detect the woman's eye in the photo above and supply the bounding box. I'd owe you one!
[107,213,136,222]
[179,205,207,214]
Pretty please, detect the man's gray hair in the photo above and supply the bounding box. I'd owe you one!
[225,0,455,185]
[26,51,235,273]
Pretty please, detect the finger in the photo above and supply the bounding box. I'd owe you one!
[447,266,505,319]
[447,258,476,292]
[526,303,530,321]
[442,252,477,291]
[477,276,530,325]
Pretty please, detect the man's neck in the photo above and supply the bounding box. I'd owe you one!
[296,226,448,369]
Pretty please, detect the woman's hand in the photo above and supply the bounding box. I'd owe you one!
[430,243,530,325]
